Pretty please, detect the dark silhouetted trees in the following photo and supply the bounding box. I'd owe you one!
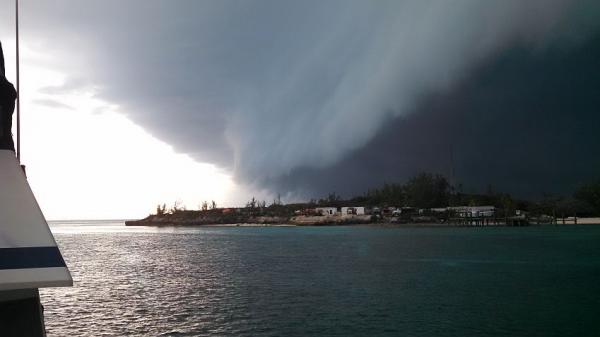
[574,180,600,215]
[170,200,184,214]
[404,173,450,209]
[150,173,600,219]
[246,197,257,209]
[156,203,167,215]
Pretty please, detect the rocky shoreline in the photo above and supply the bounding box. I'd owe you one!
[125,213,373,227]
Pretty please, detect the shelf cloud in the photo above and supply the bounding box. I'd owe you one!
[7,0,600,199]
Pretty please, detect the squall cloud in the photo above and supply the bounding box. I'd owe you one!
[4,0,599,198]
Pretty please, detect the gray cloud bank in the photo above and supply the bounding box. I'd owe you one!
[7,0,600,198]
[271,34,600,199]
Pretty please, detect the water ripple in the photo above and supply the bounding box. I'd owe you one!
[41,225,600,336]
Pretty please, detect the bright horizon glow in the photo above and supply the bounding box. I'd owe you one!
[3,41,255,220]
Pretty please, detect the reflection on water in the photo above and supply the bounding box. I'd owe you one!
[41,223,600,336]
[48,220,255,235]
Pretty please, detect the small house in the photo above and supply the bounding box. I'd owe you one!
[316,207,337,216]
[341,207,365,215]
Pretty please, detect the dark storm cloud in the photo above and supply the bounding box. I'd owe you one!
[270,34,600,199]
[3,0,599,198]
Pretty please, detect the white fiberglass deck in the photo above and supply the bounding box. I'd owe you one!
[0,150,72,290]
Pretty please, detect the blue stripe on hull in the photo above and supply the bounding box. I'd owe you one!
[0,247,67,270]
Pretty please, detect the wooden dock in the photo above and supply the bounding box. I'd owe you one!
[448,216,529,226]
[448,215,582,226]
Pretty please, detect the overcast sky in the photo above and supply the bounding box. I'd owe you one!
[1,0,599,219]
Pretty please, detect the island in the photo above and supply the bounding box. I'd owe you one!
[126,173,600,227]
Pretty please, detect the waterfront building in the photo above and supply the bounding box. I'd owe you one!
[341,207,366,215]
[449,206,496,217]
[316,207,337,216]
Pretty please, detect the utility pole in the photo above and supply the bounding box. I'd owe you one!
[15,0,21,162]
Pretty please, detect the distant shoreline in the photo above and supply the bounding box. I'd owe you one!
[124,219,600,228]
[149,223,297,227]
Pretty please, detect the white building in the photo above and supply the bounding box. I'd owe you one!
[341,207,365,215]
[316,207,337,216]
[450,206,495,217]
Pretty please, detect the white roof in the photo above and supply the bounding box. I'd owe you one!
[0,150,72,290]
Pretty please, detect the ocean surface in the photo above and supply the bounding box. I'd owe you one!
[41,222,600,336]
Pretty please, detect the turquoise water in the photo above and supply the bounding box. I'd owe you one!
[42,224,600,336]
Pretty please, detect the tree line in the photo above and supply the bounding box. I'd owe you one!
[309,172,600,216]
[156,172,600,217]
